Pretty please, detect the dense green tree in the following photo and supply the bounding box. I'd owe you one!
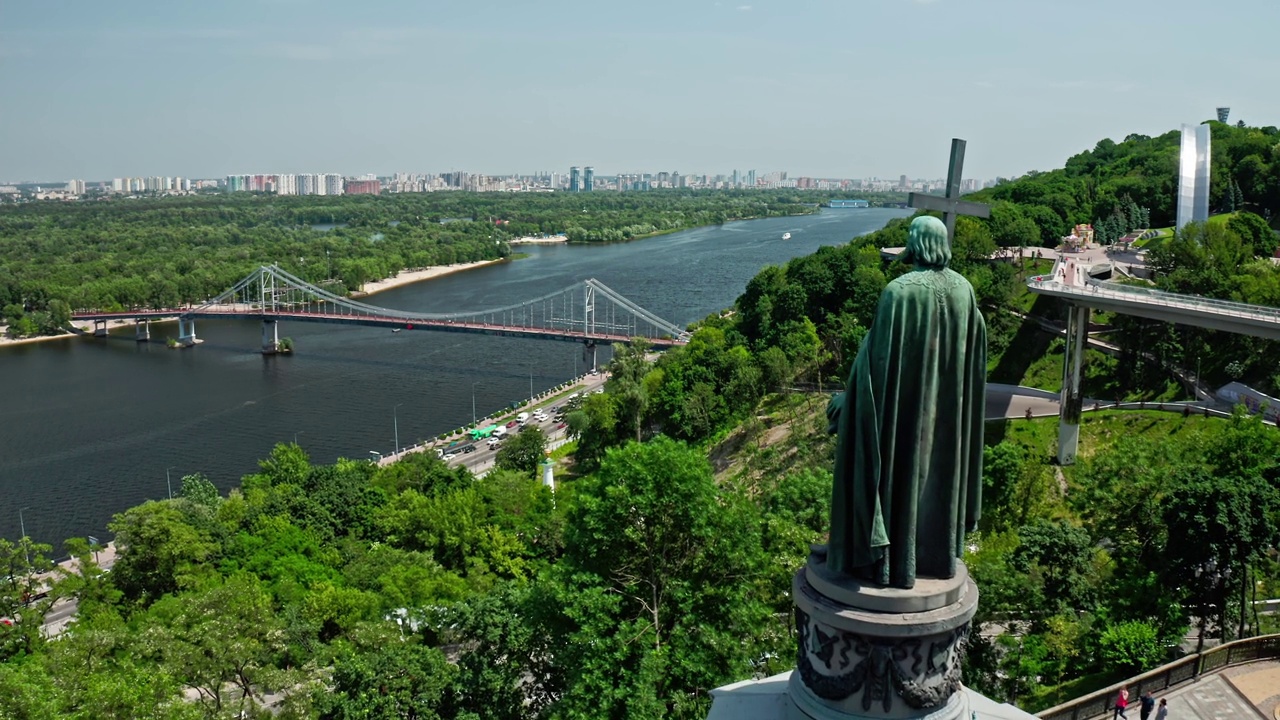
[548,437,770,717]
[318,639,455,720]
[495,425,547,476]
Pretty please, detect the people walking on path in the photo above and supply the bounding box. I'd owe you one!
[1113,687,1130,720]
[1139,691,1155,720]
[1153,698,1167,720]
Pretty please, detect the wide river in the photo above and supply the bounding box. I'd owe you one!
[0,208,908,548]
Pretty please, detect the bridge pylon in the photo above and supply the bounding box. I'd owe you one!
[178,318,201,347]
[136,319,150,342]
[1057,304,1090,465]
[262,319,279,355]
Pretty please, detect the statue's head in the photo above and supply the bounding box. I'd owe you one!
[902,215,951,269]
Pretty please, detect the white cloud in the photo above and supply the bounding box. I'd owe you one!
[736,4,752,10]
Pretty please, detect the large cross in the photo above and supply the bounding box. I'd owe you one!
[907,138,991,241]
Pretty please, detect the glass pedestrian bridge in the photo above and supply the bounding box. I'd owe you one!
[1028,273,1280,341]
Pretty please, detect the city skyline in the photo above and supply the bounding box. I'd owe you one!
[2,0,1274,181]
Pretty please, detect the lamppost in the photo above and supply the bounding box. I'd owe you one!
[18,507,29,564]
[471,382,481,425]
[529,372,534,404]
[294,430,305,445]
[166,466,175,500]
[393,404,403,455]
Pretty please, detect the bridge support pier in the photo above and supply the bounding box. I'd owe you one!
[1057,304,1090,465]
[584,341,597,373]
[135,319,150,342]
[93,319,109,338]
[177,318,200,347]
[261,320,279,355]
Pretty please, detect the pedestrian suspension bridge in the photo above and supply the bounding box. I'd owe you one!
[71,264,692,354]
[1027,259,1280,466]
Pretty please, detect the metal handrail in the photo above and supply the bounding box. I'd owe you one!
[1035,634,1280,720]
[1029,277,1280,324]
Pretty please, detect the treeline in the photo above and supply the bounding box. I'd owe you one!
[0,434,828,718]
[0,189,901,339]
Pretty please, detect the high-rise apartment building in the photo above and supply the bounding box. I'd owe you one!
[569,166,581,192]
[583,167,594,192]
[747,170,756,187]
[1217,107,1231,123]
[65,179,85,194]
[345,179,380,195]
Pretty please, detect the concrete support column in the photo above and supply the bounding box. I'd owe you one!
[586,341,597,372]
[1057,304,1090,465]
[178,318,199,346]
[261,319,279,355]
[93,319,108,337]
[135,319,150,342]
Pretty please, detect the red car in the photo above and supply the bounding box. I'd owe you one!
[506,421,519,428]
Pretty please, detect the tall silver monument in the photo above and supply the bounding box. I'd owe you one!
[1176,123,1211,232]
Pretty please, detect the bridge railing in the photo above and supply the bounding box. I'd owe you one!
[1034,634,1280,720]
[1029,277,1280,323]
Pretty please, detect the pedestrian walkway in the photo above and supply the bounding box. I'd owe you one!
[1223,660,1280,719]
[1153,670,1268,720]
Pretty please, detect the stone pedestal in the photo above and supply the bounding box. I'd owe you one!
[789,546,977,720]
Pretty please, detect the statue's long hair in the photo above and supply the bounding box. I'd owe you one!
[900,215,951,269]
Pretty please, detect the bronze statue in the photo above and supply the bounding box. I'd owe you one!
[826,215,986,589]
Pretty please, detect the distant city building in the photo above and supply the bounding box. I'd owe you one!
[747,169,756,187]
[569,166,581,192]
[1217,107,1231,123]
[583,166,594,192]
[899,174,909,190]
[65,179,85,195]
[345,179,380,195]
[1177,123,1212,231]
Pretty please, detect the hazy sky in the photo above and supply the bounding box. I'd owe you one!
[2,0,1276,182]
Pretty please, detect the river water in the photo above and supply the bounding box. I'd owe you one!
[0,208,908,547]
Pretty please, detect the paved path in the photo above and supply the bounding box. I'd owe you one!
[1149,667,1270,720]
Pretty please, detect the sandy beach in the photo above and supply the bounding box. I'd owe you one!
[351,258,506,298]
[509,234,567,245]
[0,258,508,349]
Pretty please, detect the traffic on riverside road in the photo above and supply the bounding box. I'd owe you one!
[375,370,611,476]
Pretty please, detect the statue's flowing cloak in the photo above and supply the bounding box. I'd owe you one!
[828,267,986,588]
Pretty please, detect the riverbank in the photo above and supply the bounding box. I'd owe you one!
[509,234,567,245]
[351,258,508,298]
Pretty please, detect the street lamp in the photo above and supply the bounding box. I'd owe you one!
[393,404,403,455]
[166,466,175,500]
[294,430,305,445]
[529,372,534,404]
[471,382,481,425]
[18,507,29,565]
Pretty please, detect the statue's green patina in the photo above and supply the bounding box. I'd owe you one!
[825,215,987,589]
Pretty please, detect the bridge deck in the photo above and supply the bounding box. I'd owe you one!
[70,309,688,348]
[1027,277,1280,340]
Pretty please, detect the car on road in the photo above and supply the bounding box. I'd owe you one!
[442,452,457,461]
[532,410,547,422]
[506,420,519,428]
[461,444,477,454]
[516,412,529,424]
[487,438,501,449]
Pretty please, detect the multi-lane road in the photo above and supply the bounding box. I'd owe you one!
[376,371,612,477]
